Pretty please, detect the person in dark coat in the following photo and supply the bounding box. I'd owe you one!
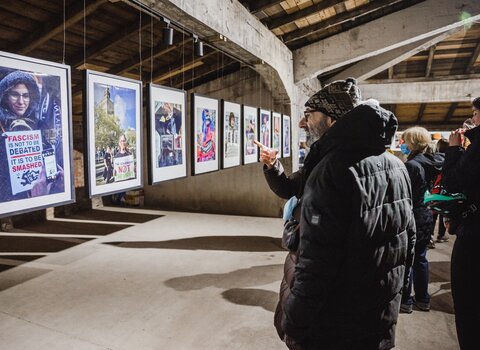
[442,97,480,350]
[257,79,363,343]
[281,100,416,350]
[399,127,444,313]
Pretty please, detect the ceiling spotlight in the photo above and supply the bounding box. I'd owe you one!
[194,35,204,57]
[163,19,174,46]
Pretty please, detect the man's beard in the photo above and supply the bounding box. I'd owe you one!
[306,117,330,147]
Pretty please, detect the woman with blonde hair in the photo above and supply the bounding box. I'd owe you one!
[400,126,444,313]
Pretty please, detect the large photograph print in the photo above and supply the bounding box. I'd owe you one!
[243,105,258,164]
[86,70,142,197]
[272,111,282,158]
[282,114,291,158]
[222,100,241,168]
[0,51,73,217]
[259,109,271,148]
[149,84,186,184]
[192,94,219,175]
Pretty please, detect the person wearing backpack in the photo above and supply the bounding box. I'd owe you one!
[443,97,480,350]
[399,127,444,314]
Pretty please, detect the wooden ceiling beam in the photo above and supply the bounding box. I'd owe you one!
[264,0,345,30]
[445,102,459,122]
[247,0,284,14]
[13,0,107,55]
[69,18,151,69]
[465,41,480,73]
[282,0,402,44]
[425,45,436,77]
[416,103,426,123]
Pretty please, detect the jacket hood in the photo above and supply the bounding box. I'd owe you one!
[0,70,40,122]
[323,99,398,152]
[409,152,445,182]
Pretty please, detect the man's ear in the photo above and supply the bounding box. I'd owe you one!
[328,116,336,126]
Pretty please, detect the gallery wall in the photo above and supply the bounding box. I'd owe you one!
[143,68,292,217]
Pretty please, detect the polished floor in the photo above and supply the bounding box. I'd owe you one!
[0,207,458,349]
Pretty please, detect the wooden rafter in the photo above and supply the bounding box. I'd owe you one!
[445,102,459,122]
[465,41,480,73]
[388,66,394,80]
[13,0,107,55]
[247,0,284,14]
[425,45,436,77]
[69,19,151,69]
[282,0,406,44]
[264,0,345,30]
[108,38,192,75]
[416,103,426,123]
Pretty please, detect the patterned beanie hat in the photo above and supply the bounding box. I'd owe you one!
[305,77,361,120]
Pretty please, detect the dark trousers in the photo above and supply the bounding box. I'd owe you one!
[451,235,480,349]
[402,240,429,304]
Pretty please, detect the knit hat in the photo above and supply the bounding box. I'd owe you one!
[305,77,361,120]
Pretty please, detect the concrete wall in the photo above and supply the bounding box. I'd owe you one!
[143,69,292,217]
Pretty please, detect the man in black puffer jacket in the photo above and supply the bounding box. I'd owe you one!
[281,100,416,350]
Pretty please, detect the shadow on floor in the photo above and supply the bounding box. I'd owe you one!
[55,209,164,223]
[12,221,131,236]
[430,290,454,314]
[222,288,278,312]
[429,261,451,283]
[0,264,51,291]
[165,264,283,291]
[105,236,284,252]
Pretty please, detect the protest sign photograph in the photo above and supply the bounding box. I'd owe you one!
[148,84,186,184]
[192,94,219,175]
[221,100,241,169]
[243,105,258,165]
[86,70,143,197]
[0,51,73,217]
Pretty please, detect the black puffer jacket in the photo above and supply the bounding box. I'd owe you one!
[443,125,480,239]
[281,101,416,350]
[405,152,444,242]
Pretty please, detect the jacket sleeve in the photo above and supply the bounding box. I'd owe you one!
[281,161,353,341]
[404,205,416,291]
[443,141,480,194]
[263,160,303,199]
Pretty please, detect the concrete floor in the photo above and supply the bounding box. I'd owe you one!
[0,207,458,349]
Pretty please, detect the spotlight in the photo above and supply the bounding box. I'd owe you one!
[194,35,204,57]
[163,20,174,46]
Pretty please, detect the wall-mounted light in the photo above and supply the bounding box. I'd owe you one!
[193,34,204,57]
[163,19,174,46]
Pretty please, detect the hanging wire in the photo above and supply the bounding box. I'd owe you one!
[181,24,185,90]
[191,39,195,90]
[150,9,154,84]
[62,0,66,64]
[83,0,86,68]
[138,7,142,81]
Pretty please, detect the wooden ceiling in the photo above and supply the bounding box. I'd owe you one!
[0,0,477,130]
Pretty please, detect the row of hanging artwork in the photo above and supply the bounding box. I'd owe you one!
[0,51,291,217]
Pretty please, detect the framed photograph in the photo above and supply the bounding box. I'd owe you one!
[0,51,74,218]
[272,111,282,158]
[282,114,291,158]
[243,105,258,164]
[259,109,271,148]
[148,84,186,184]
[85,70,143,197]
[221,100,241,169]
[192,94,219,175]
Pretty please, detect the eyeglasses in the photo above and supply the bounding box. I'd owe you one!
[8,91,30,101]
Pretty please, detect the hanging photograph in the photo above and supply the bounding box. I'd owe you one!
[0,51,74,218]
[282,114,291,158]
[86,70,143,197]
[259,109,271,148]
[192,94,219,175]
[221,100,241,169]
[243,105,258,164]
[148,84,186,184]
[272,111,282,158]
